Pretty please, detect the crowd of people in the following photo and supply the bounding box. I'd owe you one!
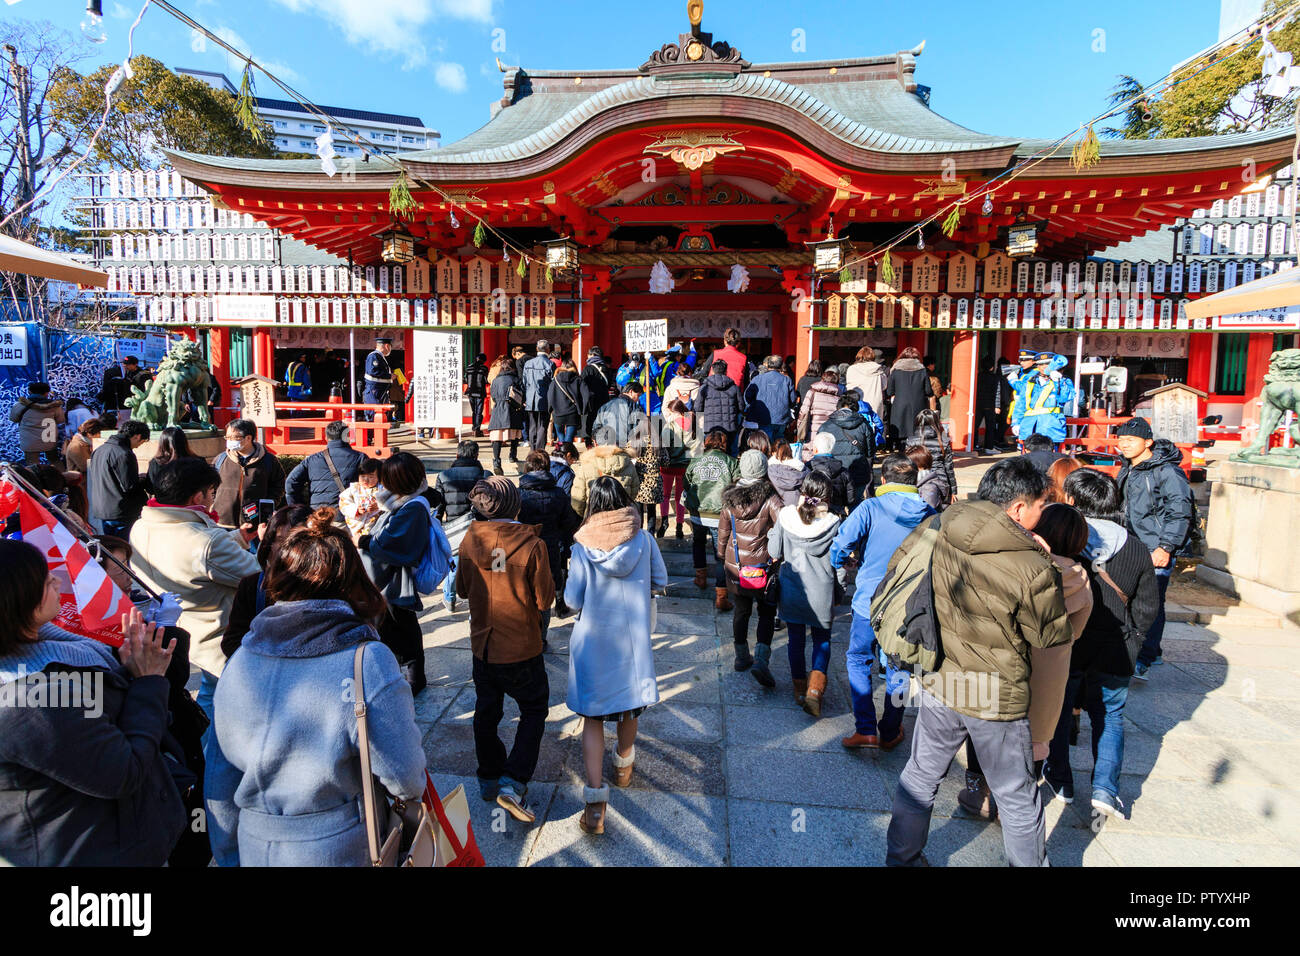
[0,326,1199,867]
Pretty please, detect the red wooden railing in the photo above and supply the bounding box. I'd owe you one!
[263,397,393,456]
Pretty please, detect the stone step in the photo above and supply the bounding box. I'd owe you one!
[1166,602,1285,629]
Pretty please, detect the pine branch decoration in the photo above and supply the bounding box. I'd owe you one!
[516,255,527,278]
[472,220,486,248]
[388,170,417,220]
[880,250,894,285]
[941,204,962,238]
[838,267,852,285]
[1070,124,1101,171]
[236,62,268,147]
[545,265,554,284]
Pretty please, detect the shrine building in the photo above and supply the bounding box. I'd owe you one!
[160,9,1299,450]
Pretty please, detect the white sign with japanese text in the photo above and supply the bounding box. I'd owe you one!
[624,318,668,353]
[0,325,28,366]
[412,330,463,431]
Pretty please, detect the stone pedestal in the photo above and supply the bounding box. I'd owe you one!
[93,428,225,470]
[1197,460,1300,625]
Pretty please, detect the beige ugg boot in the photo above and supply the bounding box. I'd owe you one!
[612,746,636,788]
[580,784,610,835]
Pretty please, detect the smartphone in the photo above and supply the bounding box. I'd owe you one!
[258,499,276,525]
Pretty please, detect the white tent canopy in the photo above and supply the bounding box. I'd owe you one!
[0,234,107,287]
[1185,266,1300,320]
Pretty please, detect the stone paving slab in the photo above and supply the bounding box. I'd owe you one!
[527,790,729,866]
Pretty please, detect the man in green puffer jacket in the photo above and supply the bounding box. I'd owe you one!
[886,457,1070,868]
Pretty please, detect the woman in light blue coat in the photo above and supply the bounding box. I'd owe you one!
[205,507,427,866]
[564,476,667,835]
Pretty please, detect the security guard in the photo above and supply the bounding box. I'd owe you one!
[1010,351,1075,444]
[363,336,394,422]
[1005,348,1039,428]
[285,353,312,400]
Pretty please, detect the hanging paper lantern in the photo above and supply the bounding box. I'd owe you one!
[726,263,750,293]
[649,260,675,294]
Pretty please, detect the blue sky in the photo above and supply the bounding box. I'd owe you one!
[5,0,1230,145]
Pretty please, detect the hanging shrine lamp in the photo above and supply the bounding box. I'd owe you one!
[380,226,416,264]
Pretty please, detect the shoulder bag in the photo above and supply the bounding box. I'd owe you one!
[730,514,772,592]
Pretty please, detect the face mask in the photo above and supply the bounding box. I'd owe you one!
[226,439,241,451]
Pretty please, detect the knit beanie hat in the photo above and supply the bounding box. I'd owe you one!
[469,475,521,519]
[738,449,768,481]
[1115,417,1153,440]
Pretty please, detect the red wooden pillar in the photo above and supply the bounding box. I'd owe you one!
[209,326,232,428]
[948,330,977,452]
[781,269,815,376]
[897,330,928,356]
[1240,332,1275,437]
[252,328,272,377]
[1187,332,1213,417]
[1001,330,1022,365]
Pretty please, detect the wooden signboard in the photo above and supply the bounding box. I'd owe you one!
[947,252,975,294]
[407,257,431,294]
[874,260,900,295]
[529,259,553,295]
[544,296,557,325]
[936,293,952,328]
[514,294,529,326]
[469,296,483,327]
[466,257,492,296]
[826,293,843,328]
[881,296,896,329]
[844,259,870,295]
[918,295,934,328]
[435,256,460,294]
[982,251,1012,294]
[1148,384,1205,445]
[498,261,523,295]
[911,253,940,293]
[899,294,915,327]
[236,376,278,428]
[862,294,878,330]
[842,295,859,329]
[454,295,468,327]
[531,295,546,326]
[1005,298,1019,329]
[439,296,454,326]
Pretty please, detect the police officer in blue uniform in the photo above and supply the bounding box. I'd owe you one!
[363,336,393,422]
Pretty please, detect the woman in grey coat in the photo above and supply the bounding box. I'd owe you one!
[766,471,840,718]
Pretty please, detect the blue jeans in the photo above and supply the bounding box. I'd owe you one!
[443,561,457,605]
[1137,571,1171,666]
[847,613,905,738]
[197,670,219,758]
[786,622,832,680]
[1047,671,1130,799]
[556,422,577,443]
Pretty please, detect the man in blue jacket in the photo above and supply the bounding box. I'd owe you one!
[743,354,800,443]
[285,420,367,509]
[521,339,554,453]
[831,455,936,750]
[1115,417,1193,680]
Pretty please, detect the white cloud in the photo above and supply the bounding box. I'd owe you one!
[213,25,301,85]
[109,2,134,19]
[271,0,495,69]
[434,62,467,93]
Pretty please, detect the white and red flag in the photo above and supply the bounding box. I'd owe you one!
[0,478,133,647]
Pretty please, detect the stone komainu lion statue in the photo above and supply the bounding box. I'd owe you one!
[1233,348,1300,463]
[125,341,212,429]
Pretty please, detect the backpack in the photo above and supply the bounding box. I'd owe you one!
[869,515,944,674]
[857,400,886,447]
[412,507,453,594]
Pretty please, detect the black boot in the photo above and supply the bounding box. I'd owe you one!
[733,642,753,672]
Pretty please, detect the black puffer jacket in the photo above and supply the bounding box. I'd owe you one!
[434,456,488,520]
[1116,439,1194,555]
[87,434,147,523]
[806,454,852,516]
[1073,518,1160,677]
[518,470,580,581]
[0,663,186,866]
[695,373,743,434]
[819,407,875,499]
[908,428,957,502]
